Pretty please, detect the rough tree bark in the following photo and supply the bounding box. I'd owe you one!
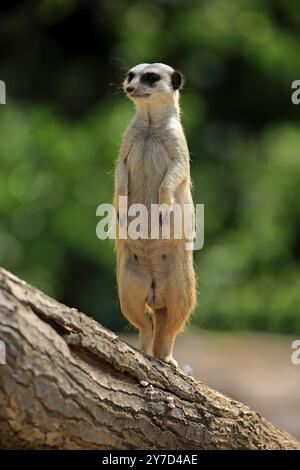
[0,267,299,450]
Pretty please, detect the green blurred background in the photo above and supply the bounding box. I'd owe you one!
[1,0,300,334]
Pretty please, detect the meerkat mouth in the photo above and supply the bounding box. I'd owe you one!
[129,92,151,98]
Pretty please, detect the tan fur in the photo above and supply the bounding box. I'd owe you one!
[113,63,196,367]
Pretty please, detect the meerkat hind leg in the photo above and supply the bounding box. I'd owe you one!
[118,261,153,354]
[138,315,153,354]
[152,307,180,368]
[125,309,152,354]
[127,304,153,354]
[122,305,153,354]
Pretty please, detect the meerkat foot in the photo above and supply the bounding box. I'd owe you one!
[162,355,178,368]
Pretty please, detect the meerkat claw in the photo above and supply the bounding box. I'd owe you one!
[162,356,178,368]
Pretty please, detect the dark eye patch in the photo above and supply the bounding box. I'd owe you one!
[141,72,161,86]
[128,71,135,82]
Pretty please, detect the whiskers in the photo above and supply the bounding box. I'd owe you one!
[109,82,124,96]
[109,57,132,96]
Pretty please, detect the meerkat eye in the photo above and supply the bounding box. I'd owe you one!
[141,72,161,85]
[128,72,135,82]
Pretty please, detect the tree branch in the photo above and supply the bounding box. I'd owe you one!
[0,267,299,450]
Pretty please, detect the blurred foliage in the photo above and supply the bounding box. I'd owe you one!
[0,0,300,333]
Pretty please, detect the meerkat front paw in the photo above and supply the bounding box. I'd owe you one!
[159,207,172,227]
[159,189,175,227]
[162,355,179,368]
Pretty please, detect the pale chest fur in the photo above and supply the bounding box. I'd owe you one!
[126,129,172,208]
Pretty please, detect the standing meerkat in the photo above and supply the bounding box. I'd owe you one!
[114,63,196,367]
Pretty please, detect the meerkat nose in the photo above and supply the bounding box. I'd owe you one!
[126,86,135,93]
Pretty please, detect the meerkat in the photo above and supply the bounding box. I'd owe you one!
[113,63,196,367]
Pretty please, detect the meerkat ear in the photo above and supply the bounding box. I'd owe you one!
[171,71,184,90]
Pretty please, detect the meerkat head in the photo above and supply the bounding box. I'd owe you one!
[123,63,183,105]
